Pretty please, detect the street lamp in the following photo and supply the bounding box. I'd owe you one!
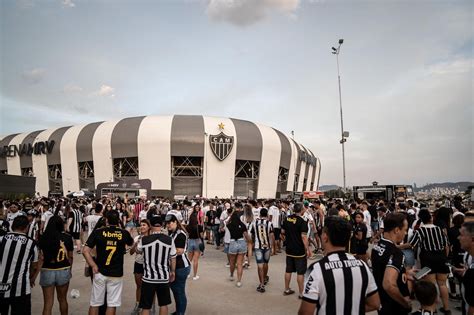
[332,38,349,192]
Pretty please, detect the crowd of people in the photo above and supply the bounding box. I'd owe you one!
[0,194,473,315]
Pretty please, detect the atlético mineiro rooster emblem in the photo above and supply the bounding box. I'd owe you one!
[209,124,233,161]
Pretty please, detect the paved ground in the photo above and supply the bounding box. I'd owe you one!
[30,246,464,315]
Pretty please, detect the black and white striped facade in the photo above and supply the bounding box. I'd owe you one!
[0,115,321,198]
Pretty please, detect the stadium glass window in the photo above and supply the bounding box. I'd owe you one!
[172,157,202,177]
[48,164,62,180]
[235,160,260,179]
[113,157,139,179]
[78,161,94,179]
[21,167,34,177]
[278,167,289,182]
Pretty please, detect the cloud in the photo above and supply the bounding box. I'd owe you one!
[62,84,83,93]
[206,0,300,26]
[21,68,46,84]
[62,0,75,8]
[92,84,116,98]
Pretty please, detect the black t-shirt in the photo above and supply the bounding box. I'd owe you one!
[170,230,190,269]
[206,210,217,226]
[462,254,474,311]
[282,214,308,257]
[186,223,203,239]
[371,238,410,315]
[227,221,247,240]
[351,223,368,252]
[0,219,9,236]
[448,226,464,266]
[85,226,133,277]
[39,232,74,269]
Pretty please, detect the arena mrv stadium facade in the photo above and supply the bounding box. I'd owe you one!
[0,115,321,199]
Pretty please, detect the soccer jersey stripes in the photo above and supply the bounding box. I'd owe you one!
[69,209,82,234]
[0,232,39,298]
[409,224,448,251]
[302,251,377,315]
[250,218,274,250]
[27,222,39,240]
[139,233,177,283]
[169,229,190,269]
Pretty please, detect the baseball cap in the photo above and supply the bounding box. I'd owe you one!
[303,200,309,207]
[149,215,163,227]
[165,214,178,223]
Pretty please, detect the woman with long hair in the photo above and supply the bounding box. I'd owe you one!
[241,204,254,269]
[129,219,151,315]
[37,215,74,315]
[186,207,203,280]
[166,214,191,315]
[227,211,252,287]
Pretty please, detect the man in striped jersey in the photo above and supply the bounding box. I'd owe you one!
[250,208,275,293]
[298,216,380,315]
[138,215,176,315]
[0,215,39,315]
[67,203,83,254]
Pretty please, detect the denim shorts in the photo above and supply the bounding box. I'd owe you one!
[402,248,415,267]
[254,248,271,264]
[40,268,71,287]
[187,238,201,252]
[228,239,247,255]
[223,243,229,254]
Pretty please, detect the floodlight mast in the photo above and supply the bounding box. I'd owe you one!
[331,39,348,192]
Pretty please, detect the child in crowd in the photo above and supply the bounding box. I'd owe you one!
[411,280,439,315]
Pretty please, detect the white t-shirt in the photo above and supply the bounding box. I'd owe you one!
[133,235,144,264]
[252,207,261,220]
[85,214,102,236]
[41,210,54,231]
[362,210,372,237]
[139,210,148,221]
[269,206,280,228]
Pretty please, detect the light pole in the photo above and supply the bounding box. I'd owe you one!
[332,39,349,192]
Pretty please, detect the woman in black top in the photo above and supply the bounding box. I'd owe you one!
[352,212,368,263]
[226,211,251,287]
[186,209,203,280]
[166,214,191,315]
[447,214,465,299]
[37,215,74,315]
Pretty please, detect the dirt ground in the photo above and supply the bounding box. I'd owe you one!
[30,246,463,315]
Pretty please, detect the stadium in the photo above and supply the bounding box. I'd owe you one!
[0,115,320,199]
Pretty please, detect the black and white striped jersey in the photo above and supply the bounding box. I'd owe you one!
[169,229,190,269]
[409,224,448,252]
[302,251,378,315]
[139,233,177,283]
[250,218,274,250]
[68,209,82,233]
[27,221,39,240]
[0,232,39,298]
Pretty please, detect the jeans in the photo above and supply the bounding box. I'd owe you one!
[170,266,190,315]
[211,225,220,246]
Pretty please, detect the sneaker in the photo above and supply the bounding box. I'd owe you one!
[236,281,242,288]
[439,307,452,315]
[257,285,265,293]
[225,263,230,268]
[193,275,200,280]
[131,303,140,315]
[229,275,234,281]
[264,276,269,285]
[283,289,295,296]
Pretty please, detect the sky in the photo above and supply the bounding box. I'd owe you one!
[0,0,472,187]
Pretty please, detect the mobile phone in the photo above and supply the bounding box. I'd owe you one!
[414,267,431,280]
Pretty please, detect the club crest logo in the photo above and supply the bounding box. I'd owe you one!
[209,123,234,161]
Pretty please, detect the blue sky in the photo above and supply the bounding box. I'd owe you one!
[0,0,472,187]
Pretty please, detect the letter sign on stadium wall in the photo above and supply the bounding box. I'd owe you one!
[209,123,233,161]
[0,141,55,158]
